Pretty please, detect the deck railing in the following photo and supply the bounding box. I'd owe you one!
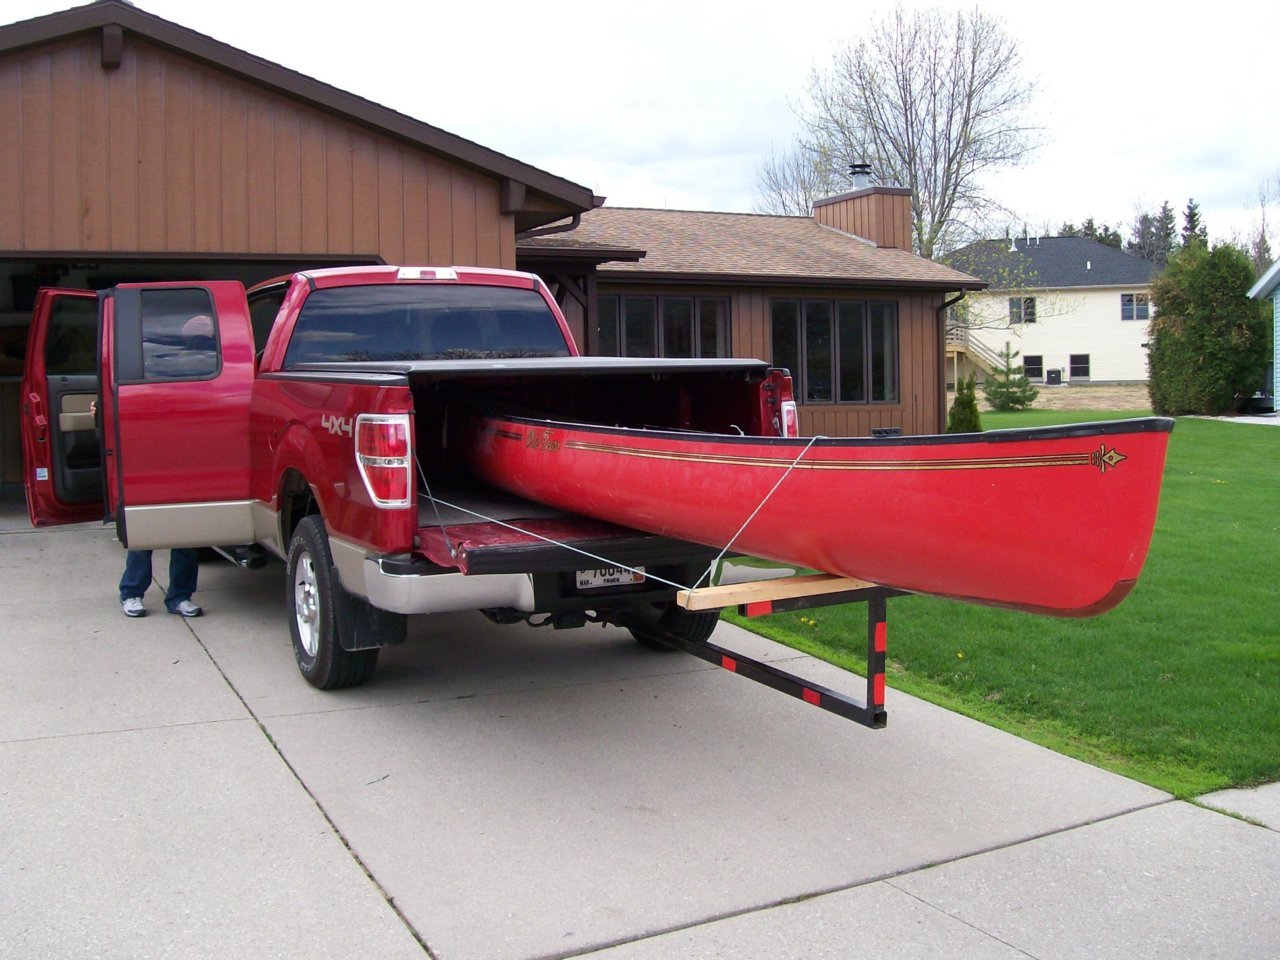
[945,328,1003,373]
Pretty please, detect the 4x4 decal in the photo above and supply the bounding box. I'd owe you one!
[321,414,353,437]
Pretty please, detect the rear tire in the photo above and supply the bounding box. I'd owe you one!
[626,601,721,651]
[287,515,379,689]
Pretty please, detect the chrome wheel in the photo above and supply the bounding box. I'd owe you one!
[293,551,320,657]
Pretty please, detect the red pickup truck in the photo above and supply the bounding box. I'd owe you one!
[23,265,799,690]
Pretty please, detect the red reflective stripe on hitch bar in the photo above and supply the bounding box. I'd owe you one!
[656,633,885,729]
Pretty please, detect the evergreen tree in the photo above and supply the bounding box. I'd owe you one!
[1148,243,1269,415]
[1126,212,1156,260]
[1126,201,1178,267]
[946,374,983,433]
[1077,217,1122,248]
[1156,201,1178,260]
[982,343,1039,411]
[1181,199,1208,248]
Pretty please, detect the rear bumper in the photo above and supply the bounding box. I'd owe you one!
[362,555,538,615]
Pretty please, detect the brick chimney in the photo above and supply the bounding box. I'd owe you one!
[812,166,913,249]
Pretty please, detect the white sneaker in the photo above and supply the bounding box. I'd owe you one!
[121,597,146,618]
[168,599,203,618]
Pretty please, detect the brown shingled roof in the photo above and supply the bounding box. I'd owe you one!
[519,208,985,290]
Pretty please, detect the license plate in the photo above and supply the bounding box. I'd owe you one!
[576,566,646,589]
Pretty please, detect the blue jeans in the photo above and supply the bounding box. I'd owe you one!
[119,549,199,612]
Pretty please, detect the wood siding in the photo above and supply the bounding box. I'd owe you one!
[0,35,514,267]
[813,190,913,251]
[600,282,946,437]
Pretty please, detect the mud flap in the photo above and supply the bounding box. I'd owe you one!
[332,574,407,651]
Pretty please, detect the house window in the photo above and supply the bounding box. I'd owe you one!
[771,298,899,404]
[1069,354,1090,379]
[597,295,730,357]
[1009,296,1037,324]
[1023,354,1044,380]
[1121,293,1150,321]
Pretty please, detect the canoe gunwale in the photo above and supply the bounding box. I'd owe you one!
[483,414,1175,449]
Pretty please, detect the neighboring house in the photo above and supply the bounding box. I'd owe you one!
[1246,259,1280,411]
[946,236,1157,386]
[518,192,984,438]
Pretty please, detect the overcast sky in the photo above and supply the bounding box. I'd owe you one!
[6,0,1278,249]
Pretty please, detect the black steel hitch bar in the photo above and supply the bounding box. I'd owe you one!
[659,585,905,729]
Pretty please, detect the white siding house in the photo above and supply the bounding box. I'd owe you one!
[1247,258,1280,410]
[948,237,1157,385]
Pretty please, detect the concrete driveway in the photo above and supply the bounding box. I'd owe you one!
[3,508,1277,959]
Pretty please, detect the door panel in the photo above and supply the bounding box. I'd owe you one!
[105,281,255,549]
[21,288,103,526]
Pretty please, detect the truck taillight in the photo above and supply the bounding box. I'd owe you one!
[780,400,799,438]
[355,414,412,508]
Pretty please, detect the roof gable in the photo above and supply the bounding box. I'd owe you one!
[1249,257,1280,300]
[0,0,593,228]
[947,236,1157,289]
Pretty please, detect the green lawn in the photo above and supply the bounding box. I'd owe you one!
[731,411,1280,797]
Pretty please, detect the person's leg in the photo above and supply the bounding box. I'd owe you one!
[164,548,202,615]
[119,550,154,616]
[119,550,154,601]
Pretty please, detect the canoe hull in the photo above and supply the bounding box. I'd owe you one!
[462,416,1174,617]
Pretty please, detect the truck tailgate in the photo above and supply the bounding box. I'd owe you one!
[419,515,718,577]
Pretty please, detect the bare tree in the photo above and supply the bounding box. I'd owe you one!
[754,143,842,216]
[758,5,1039,259]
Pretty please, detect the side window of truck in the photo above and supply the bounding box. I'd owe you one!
[45,297,98,375]
[136,288,219,381]
[248,286,287,356]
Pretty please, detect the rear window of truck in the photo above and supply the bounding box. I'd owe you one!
[282,284,571,367]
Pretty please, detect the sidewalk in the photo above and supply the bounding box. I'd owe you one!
[2,505,1277,959]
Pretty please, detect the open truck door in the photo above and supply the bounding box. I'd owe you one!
[24,281,256,545]
[100,281,256,549]
[21,288,103,526]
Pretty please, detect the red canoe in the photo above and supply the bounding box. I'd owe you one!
[462,415,1174,617]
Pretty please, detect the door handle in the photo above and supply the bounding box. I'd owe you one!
[28,393,48,443]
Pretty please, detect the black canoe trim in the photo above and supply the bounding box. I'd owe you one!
[481,414,1176,449]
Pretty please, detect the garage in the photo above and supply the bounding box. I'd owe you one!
[0,0,595,488]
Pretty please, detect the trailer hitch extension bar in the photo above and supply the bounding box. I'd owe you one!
[666,582,905,729]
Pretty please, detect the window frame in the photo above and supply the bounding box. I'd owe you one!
[596,294,731,358]
[1069,353,1091,380]
[771,297,900,405]
[114,286,222,385]
[1008,296,1037,324]
[1120,292,1150,322]
[1022,354,1044,381]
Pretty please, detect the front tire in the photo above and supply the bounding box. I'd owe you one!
[625,601,721,651]
[287,515,379,689]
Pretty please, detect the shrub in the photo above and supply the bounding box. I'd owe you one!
[1148,243,1270,415]
[982,342,1039,411]
[947,374,983,433]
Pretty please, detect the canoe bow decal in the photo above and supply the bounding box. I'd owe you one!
[1092,444,1127,474]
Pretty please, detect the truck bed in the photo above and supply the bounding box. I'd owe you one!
[415,482,718,579]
